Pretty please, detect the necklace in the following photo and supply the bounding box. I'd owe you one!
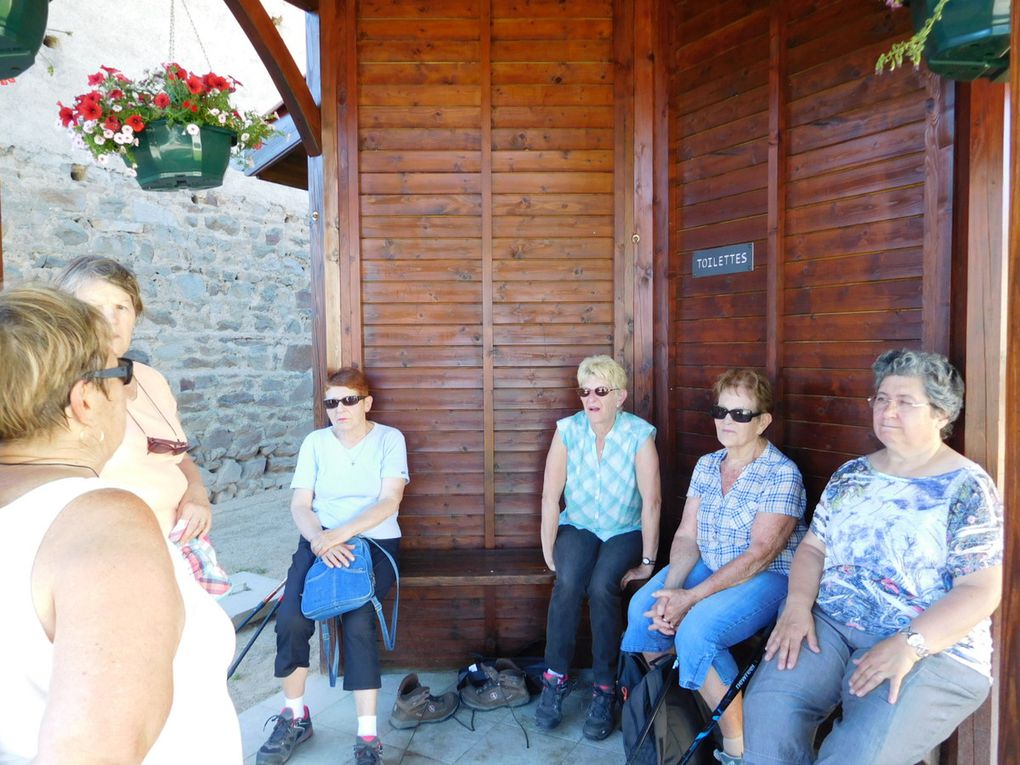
[335,424,374,466]
[0,460,99,477]
[129,378,186,441]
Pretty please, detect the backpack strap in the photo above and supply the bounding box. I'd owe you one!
[364,536,399,651]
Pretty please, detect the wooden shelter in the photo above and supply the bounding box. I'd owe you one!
[223,0,1018,762]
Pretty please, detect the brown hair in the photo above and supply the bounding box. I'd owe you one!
[54,255,145,316]
[326,367,371,397]
[0,286,112,442]
[712,368,774,414]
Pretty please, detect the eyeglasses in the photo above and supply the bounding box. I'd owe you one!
[324,395,368,409]
[710,405,763,423]
[577,387,619,398]
[85,357,134,387]
[867,394,932,412]
[146,436,190,455]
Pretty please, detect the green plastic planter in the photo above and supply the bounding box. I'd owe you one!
[911,0,1010,81]
[131,119,235,191]
[0,0,48,79]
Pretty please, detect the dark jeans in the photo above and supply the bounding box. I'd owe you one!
[274,534,400,691]
[544,524,642,687]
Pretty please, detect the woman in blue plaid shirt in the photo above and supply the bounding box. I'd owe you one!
[621,369,807,765]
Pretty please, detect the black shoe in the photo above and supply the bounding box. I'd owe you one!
[535,673,572,730]
[354,737,384,765]
[582,684,618,740]
[256,707,313,765]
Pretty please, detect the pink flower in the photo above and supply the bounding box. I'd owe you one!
[87,71,105,86]
[154,92,170,109]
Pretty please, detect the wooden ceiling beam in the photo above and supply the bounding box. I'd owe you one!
[222,0,321,157]
[282,0,317,10]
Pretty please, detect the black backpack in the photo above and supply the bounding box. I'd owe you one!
[618,652,715,765]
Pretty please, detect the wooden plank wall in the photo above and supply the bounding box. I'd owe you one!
[669,0,947,512]
[354,0,618,553]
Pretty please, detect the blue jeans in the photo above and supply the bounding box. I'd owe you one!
[621,559,788,689]
[743,607,989,765]
[544,524,643,687]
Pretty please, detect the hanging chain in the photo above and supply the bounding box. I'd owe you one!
[180,0,214,72]
[168,0,175,61]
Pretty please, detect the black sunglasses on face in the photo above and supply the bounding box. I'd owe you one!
[85,357,134,387]
[710,405,762,424]
[577,386,618,398]
[324,395,368,409]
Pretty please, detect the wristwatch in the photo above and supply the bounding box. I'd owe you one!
[902,628,929,659]
[641,557,656,566]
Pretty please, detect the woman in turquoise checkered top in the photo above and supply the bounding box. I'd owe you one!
[536,355,661,741]
[620,368,808,765]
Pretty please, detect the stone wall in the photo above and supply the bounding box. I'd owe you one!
[1,145,314,501]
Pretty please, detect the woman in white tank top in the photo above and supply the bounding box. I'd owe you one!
[0,287,241,764]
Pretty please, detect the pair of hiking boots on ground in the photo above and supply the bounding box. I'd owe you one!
[256,706,382,765]
[536,672,618,741]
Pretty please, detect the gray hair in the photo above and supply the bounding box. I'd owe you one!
[871,349,964,437]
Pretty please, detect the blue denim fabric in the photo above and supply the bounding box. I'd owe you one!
[621,559,788,688]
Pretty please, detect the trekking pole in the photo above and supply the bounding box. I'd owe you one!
[675,639,768,765]
[626,657,679,765]
[233,578,286,633]
[227,595,282,679]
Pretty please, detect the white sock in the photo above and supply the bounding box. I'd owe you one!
[284,696,305,718]
[723,735,744,756]
[357,716,377,738]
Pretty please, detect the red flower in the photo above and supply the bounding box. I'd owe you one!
[186,75,205,95]
[103,115,121,132]
[100,65,120,74]
[182,99,192,109]
[57,102,76,127]
[76,90,101,105]
[109,88,124,100]
[154,92,170,108]
[126,114,145,132]
[164,62,187,80]
[190,103,199,112]
[77,99,102,121]
[87,71,105,86]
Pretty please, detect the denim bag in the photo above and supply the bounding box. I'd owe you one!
[301,536,399,685]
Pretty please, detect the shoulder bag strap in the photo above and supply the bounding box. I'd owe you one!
[363,536,399,651]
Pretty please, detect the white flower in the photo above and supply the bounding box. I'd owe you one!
[240,132,249,142]
[125,167,137,177]
[133,138,139,147]
[121,124,134,135]
[103,128,114,139]
[97,154,108,165]
[113,133,125,145]
[186,123,200,136]
[83,121,96,134]
[218,114,227,124]
[210,108,220,115]
[72,136,87,150]
[112,104,123,112]
[94,135,106,145]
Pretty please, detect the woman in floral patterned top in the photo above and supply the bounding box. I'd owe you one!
[744,349,1003,765]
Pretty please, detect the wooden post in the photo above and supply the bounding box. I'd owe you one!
[998,3,1020,762]
[766,0,787,441]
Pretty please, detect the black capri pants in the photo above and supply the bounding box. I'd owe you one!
[274,534,400,691]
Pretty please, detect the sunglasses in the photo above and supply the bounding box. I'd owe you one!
[85,357,134,387]
[324,395,368,409]
[146,436,190,456]
[710,405,763,424]
[577,386,619,398]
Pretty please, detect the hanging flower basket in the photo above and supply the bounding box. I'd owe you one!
[131,119,234,191]
[0,0,48,79]
[910,0,1010,81]
[57,63,276,191]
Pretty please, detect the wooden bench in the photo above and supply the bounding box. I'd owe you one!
[319,548,556,672]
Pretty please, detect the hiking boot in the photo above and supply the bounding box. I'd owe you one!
[582,684,618,741]
[460,659,531,711]
[534,673,572,730]
[390,672,460,728]
[354,737,384,765]
[713,751,743,765]
[255,707,313,765]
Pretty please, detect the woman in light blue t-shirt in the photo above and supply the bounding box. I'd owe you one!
[256,368,409,765]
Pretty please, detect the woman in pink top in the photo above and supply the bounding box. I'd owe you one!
[56,255,228,594]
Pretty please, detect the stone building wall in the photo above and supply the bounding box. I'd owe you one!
[0,0,314,502]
